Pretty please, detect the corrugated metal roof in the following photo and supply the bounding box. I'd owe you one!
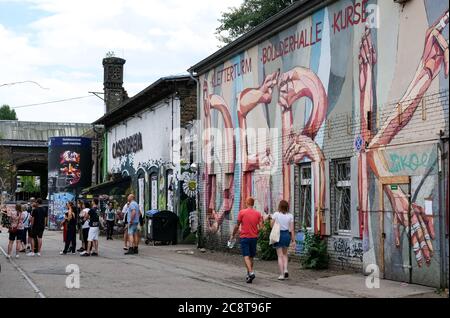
[0,120,92,141]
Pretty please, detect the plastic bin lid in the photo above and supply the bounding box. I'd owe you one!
[145,210,160,217]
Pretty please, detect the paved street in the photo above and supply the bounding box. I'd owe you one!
[0,230,442,298]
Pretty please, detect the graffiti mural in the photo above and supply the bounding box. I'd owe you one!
[333,237,364,262]
[197,1,448,287]
[179,163,198,243]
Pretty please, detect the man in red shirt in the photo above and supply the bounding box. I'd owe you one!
[230,197,263,283]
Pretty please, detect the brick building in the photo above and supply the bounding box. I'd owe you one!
[189,0,449,288]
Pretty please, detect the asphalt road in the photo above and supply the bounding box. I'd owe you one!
[0,230,443,299]
[0,230,343,298]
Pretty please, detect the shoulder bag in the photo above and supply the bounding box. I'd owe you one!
[269,219,280,245]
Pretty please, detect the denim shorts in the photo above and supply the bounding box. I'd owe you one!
[240,238,257,257]
[128,223,138,235]
[9,229,24,242]
[274,230,291,249]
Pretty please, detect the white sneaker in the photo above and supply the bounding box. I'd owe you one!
[15,254,20,259]
[277,275,285,280]
[6,255,11,259]
[36,253,41,257]
[26,252,35,257]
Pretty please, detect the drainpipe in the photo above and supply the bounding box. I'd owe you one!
[438,130,449,289]
[188,71,203,249]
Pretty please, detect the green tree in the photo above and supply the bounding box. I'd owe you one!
[20,176,40,193]
[0,147,14,195]
[216,0,298,44]
[300,226,329,269]
[257,219,278,260]
[0,105,18,120]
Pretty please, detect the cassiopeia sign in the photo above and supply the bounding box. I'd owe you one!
[112,133,143,159]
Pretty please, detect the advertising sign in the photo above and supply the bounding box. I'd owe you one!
[48,137,92,229]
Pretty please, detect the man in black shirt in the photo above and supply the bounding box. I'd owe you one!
[28,198,48,257]
[81,198,100,257]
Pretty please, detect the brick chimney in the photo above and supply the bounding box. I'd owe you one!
[103,56,128,113]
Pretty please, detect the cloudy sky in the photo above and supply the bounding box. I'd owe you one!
[0,0,242,123]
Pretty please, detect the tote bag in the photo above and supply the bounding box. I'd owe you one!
[269,220,280,245]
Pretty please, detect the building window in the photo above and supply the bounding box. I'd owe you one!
[299,164,312,229]
[166,169,174,212]
[150,173,158,210]
[333,159,351,233]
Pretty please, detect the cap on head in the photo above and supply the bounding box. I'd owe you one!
[246,197,255,207]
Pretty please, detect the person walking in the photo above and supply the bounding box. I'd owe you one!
[2,204,25,259]
[124,194,140,255]
[105,202,116,240]
[60,202,77,255]
[27,198,47,257]
[122,201,130,251]
[24,198,35,251]
[81,198,100,257]
[270,200,295,280]
[230,197,263,284]
[78,201,90,253]
[21,205,32,252]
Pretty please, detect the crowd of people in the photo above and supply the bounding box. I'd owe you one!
[2,194,295,283]
[0,194,145,258]
[0,198,48,258]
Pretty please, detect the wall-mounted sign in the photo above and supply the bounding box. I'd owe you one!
[112,133,143,159]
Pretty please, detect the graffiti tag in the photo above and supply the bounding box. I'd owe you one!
[333,238,363,262]
[387,152,433,174]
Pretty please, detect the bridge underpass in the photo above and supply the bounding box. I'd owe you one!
[0,120,92,202]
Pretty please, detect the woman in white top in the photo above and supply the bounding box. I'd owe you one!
[270,200,295,280]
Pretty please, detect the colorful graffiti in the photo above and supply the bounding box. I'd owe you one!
[332,237,363,262]
[114,153,197,241]
[179,166,198,243]
[358,10,449,267]
[199,0,448,285]
[49,192,75,230]
[59,151,81,186]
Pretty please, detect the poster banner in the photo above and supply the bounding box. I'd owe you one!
[48,137,92,229]
[151,175,158,210]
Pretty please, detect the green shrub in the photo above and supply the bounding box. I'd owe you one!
[257,220,278,260]
[300,227,329,269]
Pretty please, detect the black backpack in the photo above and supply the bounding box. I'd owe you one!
[139,212,144,226]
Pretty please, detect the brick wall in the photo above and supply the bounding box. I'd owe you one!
[178,84,197,127]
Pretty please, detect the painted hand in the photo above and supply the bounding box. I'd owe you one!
[422,10,449,79]
[259,71,279,104]
[283,132,322,164]
[409,203,435,267]
[392,196,435,267]
[359,26,377,92]
[277,67,328,139]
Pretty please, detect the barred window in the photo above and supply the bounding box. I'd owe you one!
[333,159,351,233]
[299,164,312,229]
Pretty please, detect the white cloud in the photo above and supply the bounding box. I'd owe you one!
[0,0,242,123]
